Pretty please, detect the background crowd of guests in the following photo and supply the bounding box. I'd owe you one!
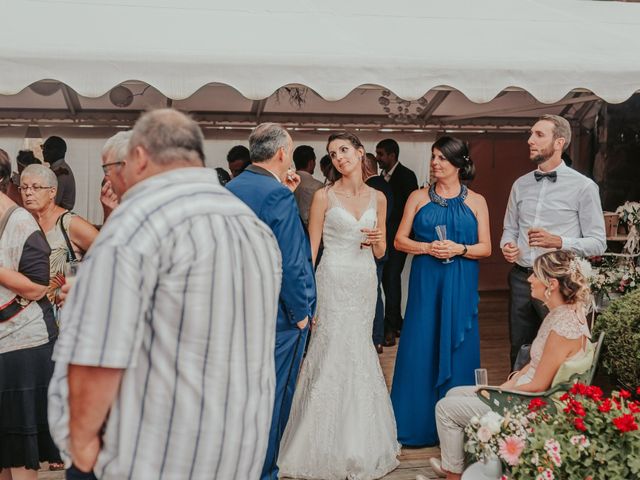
[0,111,607,480]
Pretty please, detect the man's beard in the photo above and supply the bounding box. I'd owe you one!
[531,145,554,165]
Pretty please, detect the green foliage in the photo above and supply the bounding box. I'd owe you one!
[593,288,640,388]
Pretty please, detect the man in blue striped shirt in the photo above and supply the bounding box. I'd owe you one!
[49,109,282,480]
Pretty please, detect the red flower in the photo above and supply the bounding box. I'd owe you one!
[636,386,640,396]
[612,414,639,433]
[586,386,603,401]
[560,392,571,402]
[565,399,586,417]
[574,417,587,432]
[598,399,613,413]
[570,383,589,396]
[629,402,640,414]
[529,398,547,412]
[619,389,631,399]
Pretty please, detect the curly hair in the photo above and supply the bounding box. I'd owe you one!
[532,250,591,305]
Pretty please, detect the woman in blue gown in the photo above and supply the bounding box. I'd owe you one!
[390,136,492,447]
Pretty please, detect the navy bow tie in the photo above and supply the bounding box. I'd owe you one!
[534,171,557,182]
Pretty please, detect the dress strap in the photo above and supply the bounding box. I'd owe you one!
[367,188,377,213]
[326,186,341,210]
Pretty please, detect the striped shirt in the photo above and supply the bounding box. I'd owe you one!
[48,167,281,480]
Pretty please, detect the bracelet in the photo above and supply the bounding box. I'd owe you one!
[461,244,468,256]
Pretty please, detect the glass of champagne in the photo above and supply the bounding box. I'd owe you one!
[360,219,377,249]
[435,224,454,264]
[475,368,488,386]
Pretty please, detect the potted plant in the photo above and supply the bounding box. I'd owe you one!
[465,384,640,479]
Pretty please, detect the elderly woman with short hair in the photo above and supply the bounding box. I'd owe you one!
[20,164,98,306]
[0,149,62,479]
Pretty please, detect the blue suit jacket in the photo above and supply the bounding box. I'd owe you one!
[228,165,316,332]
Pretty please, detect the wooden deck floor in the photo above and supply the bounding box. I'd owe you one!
[38,291,511,480]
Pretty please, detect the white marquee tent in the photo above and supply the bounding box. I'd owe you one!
[1,0,640,226]
[2,0,640,103]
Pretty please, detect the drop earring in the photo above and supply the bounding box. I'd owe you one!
[544,288,552,299]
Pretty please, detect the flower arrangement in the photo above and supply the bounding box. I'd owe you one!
[615,201,640,230]
[616,201,640,254]
[587,256,640,299]
[465,383,640,479]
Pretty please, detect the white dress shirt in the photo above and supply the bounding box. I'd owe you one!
[500,162,606,267]
[383,161,400,182]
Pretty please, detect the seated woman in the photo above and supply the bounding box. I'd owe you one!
[20,164,98,306]
[432,249,591,479]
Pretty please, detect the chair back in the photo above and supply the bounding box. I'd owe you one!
[585,331,605,385]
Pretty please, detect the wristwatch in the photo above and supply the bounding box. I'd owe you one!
[461,244,468,256]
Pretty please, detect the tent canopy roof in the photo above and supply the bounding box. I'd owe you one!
[2,0,640,104]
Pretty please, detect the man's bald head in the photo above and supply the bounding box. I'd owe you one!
[129,109,205,166]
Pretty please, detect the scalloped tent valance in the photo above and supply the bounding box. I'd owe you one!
[1,0,640,104]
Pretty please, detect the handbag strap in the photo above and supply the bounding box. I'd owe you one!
[57,211,78,262]
[0,205,29,321]
[0,205,19,240]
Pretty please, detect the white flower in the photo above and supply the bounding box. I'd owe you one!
[570,434,590,450]
[574,257,594,278]
[477,426,493,443]
[531,452,539,465]
[480,411,504,434]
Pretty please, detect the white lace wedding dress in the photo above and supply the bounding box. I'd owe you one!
[278,188,400,480]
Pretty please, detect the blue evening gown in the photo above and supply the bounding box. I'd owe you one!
[390,184,481,447]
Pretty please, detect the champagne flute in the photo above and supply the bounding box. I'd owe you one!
[475,368,488,386]
[435,224,454,264]
[360,218,377,249]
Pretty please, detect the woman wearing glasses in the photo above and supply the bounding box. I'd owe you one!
[20,164,97,307]
[0,149,62,479]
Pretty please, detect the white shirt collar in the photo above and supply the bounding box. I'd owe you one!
[385,161,400,176]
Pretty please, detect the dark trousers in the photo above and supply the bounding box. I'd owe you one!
[372,259,385,345]
[508,266,548,368]
[66,465,98,480]
[261,326,308,480]
[382,248,408,335]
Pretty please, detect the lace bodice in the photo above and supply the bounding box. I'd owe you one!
[516,304,591,386]
[321,187,378,261]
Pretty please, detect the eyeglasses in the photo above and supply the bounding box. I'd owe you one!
[102,160,125,174]
[18,184,53,192]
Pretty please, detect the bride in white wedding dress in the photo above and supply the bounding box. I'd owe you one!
[278,132,400,480]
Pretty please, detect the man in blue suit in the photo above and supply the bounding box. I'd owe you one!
[227,123,316,480]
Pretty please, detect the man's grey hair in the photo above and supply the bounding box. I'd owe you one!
[102,130,132,163]
[538,114,571,151]
[129,109,205,166]
[249,123,290,163]
[22,164,58,189]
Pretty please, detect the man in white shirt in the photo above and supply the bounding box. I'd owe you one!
[500,114,606,367]
[293,145,324,228]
